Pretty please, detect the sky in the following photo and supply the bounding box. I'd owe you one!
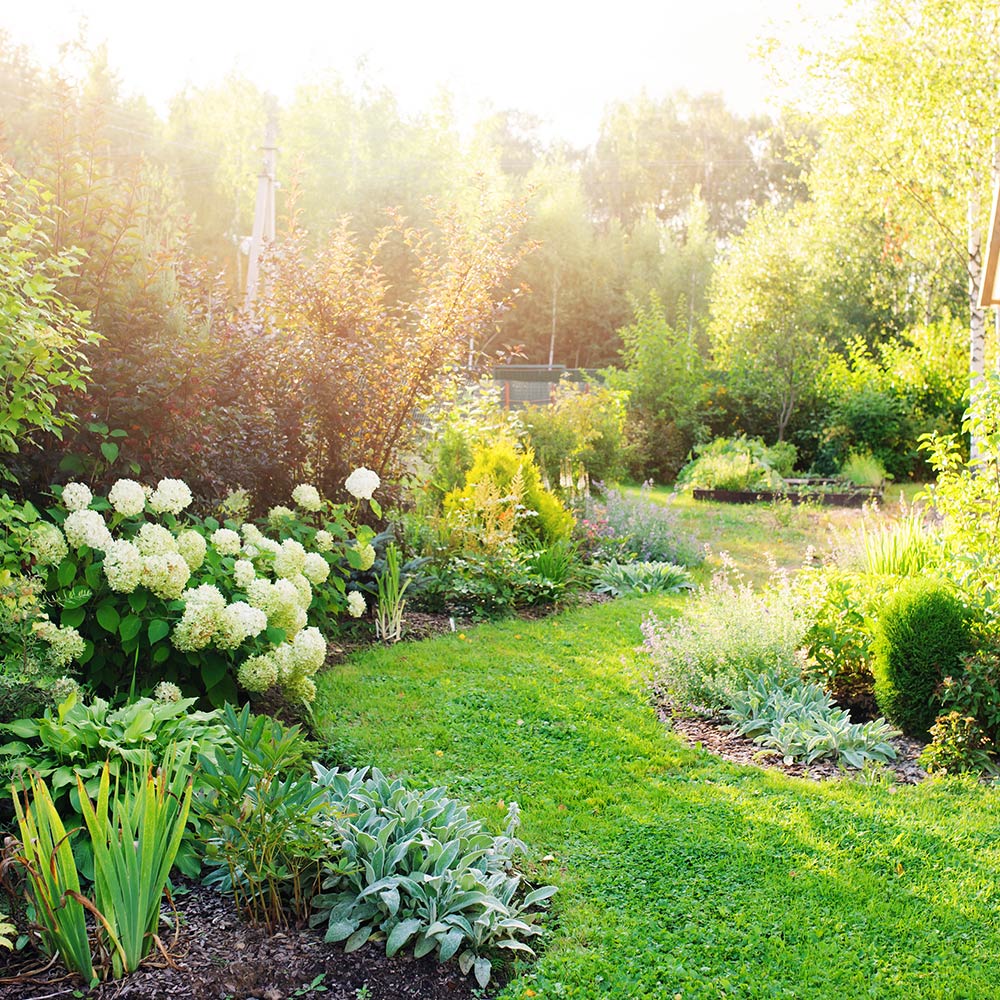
[1,0,844,146]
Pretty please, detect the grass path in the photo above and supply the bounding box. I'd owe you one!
[314,590,1000,999]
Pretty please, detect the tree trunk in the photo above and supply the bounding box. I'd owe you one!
[969,189,986,459]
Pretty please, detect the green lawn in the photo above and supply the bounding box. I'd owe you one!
[313,586,1000,999]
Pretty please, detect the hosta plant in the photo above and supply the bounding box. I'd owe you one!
[310,766,557,988]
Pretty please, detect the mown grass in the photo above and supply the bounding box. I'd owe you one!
[626,483,931,585]
[313,591,1000,999]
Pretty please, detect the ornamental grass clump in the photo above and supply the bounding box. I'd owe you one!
[1,470,382,705]
[643,560,808,712]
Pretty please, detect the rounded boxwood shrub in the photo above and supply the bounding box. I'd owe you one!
[872,580,972,737]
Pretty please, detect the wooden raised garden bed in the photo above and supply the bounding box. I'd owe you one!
[692,479,882,508]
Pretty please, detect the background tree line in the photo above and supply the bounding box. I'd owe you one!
[0,0,989,493]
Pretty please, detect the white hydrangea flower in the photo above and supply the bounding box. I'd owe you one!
[288,573,313,610]
[103,539,143,593]
[136,523,178,556]
[241,523,265,546]
[61,482,93,511]
[153,681,182,703]
[33,619,86,668]
[314,529,334,552]
[355,542,376,572]
[171,585,226,651]
[63,509,112,551]
[267,505,295,527]
[247,578,306,636]
[176,530,207,571]
[233,559,256,590]
[237,652,279,693]
[346,591,366,618]
[292,484,323,512]
[344,467,380,500]
[107,479,147,517]
[284,673,317,703]
[274,539,307,579]
[291,626,326,675]
[213,601,267,650]
[257,537,281,556]
[148,478,193,515]
[302,552,330,585]
[30,522,68,567]
[211,527,242,557]
[141,553,190,600]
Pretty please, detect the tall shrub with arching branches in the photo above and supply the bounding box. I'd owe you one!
[252,194,529,499]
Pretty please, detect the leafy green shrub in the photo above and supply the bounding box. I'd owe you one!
[0,690,229,876]
[0,161,100,469]
[444,440,573,546]
[1,473,380,705]
[574,485,700,566]
[521,378,628,488]
[919,712,995,775]
[592,560,693,598]
[797,568,877,699]
[872,580,972,737]
[841,450,888,488]
[725,670,899,768]
[936,645,1000,746]
[643,564,808,711]
[310,766,556,989]
[526,539,584,602]
[675,436,789,492]
[0,908,13,951]
[197,704,328,930]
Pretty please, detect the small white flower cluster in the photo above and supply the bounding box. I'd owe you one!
[33,617,86,668]
[148,478,192,515]
[292,483,323,512]
[61,482,93,511]
[211,527,242,556]
[103,540,143,593]
[177,530,207,571]
[236,625,325,702]
[141,552,190,600]
[355,542,376,572]
[345,467,380,500]
[153,680,182,703]
[347,590,366,617]
[30,522,68,567]
[172,584,267,652]
[108,479,147,517]
[64,509,113,551]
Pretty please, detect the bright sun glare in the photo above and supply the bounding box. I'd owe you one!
[2,0,840,144]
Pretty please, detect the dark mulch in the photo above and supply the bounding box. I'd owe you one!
[0,879,492,1000]
[659,705,928,784]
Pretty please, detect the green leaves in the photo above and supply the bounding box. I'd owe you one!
[95,603,120,634]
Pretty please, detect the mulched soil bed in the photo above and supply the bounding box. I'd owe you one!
[659,705,928,784]
[0,878,493,999]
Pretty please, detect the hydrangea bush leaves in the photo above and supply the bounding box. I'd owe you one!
[9,470,381,704]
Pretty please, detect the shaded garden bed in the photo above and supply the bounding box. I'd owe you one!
[0,878,494,1000]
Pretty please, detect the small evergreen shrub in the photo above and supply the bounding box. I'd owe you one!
[872,580,972,737]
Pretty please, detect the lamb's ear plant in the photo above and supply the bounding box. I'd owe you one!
[374,543,409,643]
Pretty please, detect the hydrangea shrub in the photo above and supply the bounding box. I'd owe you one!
[21,472,380,705]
